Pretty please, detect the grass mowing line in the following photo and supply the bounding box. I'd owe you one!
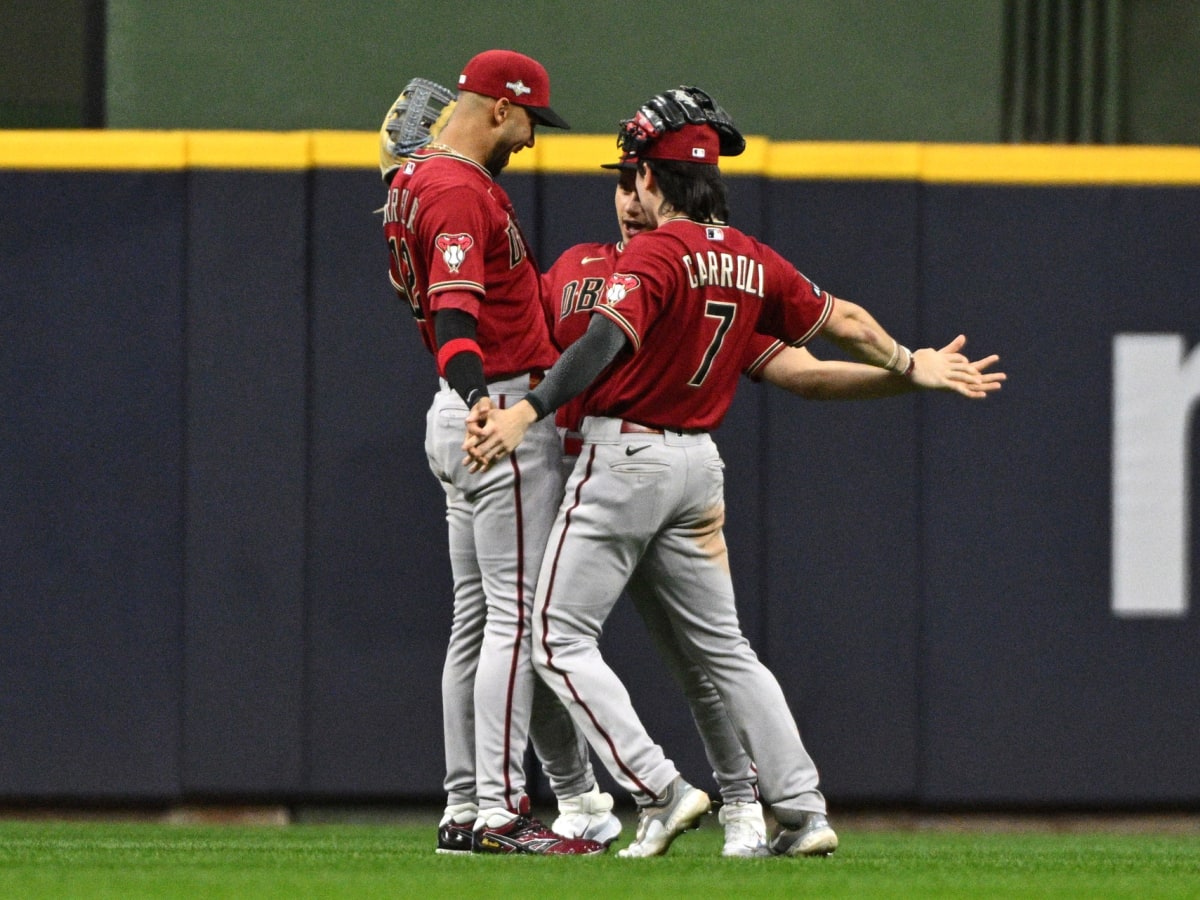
[1,821,1198,899]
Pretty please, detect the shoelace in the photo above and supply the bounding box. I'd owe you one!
[505,816,555,838]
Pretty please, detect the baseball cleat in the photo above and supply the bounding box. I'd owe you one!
[717,800,770,858]
[552,784,622,846]
[617,777,711,858]
[472,811,607,855]
[436,802,478,855]
[435,820,475,854]
[769,812,839,857]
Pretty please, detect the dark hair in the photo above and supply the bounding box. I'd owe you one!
[641,159,729,223]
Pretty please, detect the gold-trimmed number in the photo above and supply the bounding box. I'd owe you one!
[388,235,424,321]
[688,301,737,386]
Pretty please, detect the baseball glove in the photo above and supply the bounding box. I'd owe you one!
[618,85,746,160]
[379,77,457,182]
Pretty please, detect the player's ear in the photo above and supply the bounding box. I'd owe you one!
[492,97,511,125]
[636,161,656,192]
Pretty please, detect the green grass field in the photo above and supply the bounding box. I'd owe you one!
[2,817,1198,899]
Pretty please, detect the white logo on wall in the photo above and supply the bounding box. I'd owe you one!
[1111,333,1200,617]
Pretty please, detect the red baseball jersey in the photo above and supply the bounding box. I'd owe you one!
[383,148,557,379]
[543,240,620,351]
[541,240,619,431]
[543,233,797,431]
[587,218,833,431]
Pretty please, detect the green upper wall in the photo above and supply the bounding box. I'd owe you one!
[6,1,1199,144]
[104,0,1007,141]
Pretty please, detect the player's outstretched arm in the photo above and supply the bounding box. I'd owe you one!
[817,296,904,368]
[764,334,1004,400]
[819,298,1008,395]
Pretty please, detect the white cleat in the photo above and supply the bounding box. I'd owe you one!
[617,777,711,858]
[552,783,622,846]
[769,812,839,857]
[718,800,770,858]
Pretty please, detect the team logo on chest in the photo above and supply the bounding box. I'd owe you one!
[605,273,641,304]
[435,233,474,273]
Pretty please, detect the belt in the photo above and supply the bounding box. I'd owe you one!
[494,369,542,390]
[563,432,584,456]
[619,420,705,436]
[620,421,664,435]
[578,416,709,444]
[442,370,543,396]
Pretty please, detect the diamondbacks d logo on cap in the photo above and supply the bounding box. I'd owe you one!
[436,233,475,273]
[505,80,532,97]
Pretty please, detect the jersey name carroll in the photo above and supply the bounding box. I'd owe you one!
[681,250,764,298]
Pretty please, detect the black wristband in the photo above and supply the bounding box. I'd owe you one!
[524,392,548,421]
[443,350,487,408]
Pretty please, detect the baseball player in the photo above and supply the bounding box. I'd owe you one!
[540,140,1003,856]
[466,88,997,857]
[380,54,616,855]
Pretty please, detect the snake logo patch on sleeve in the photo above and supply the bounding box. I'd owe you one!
[605,273,641,305]
[435,233,475,273]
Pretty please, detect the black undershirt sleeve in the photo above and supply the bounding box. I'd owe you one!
[435,308,488,407]
[524,315,628,420]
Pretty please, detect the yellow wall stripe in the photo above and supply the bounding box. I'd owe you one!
[3,131,1200,185]
[310,130,378,169]
[0,130,188,170]
[528,135,620,172]
[766,141,924,180]
[187,131,310,169]
[920,143,1200,185]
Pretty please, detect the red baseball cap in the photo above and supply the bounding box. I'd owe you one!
[458,49,570,130]
[641,123,719,165]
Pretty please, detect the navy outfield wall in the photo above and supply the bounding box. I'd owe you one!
[0,167,186,799]
[1,133,1198,808]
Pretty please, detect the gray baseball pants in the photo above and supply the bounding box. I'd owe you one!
[426,376,596,814]
[534,416,827,826]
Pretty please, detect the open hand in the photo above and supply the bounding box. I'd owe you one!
[911,334,1006,398]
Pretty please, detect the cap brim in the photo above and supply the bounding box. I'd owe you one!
[600,161,637,170]
[525,105,570,129]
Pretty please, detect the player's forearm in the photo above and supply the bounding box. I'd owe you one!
[820,298,914,376]
[435,306,489,407]
[765,357,916,400]
[524,315,626,419]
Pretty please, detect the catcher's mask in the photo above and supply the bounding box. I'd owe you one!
[617,86,746,161]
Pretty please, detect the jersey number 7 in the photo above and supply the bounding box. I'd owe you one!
[687,301,737,386]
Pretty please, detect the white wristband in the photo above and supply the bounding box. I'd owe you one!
[884,339,901,371]
[887,342,913,375]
